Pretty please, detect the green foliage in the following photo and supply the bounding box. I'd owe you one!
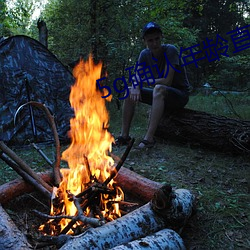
[2,0,250,93]
[205,53,250,90]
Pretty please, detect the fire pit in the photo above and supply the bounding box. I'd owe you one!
[0,55,196,249]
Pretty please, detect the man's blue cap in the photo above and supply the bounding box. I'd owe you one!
[142,22,162,38]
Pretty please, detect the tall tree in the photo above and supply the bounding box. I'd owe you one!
[183,0,250,88]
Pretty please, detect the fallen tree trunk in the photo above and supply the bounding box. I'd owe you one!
[110,228,185,250]
[60,186,195,250]
[0,204,32,249]
[155,108,250,154]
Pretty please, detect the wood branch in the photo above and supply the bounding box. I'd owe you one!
[155,108,250,154]
[0,204,32,249]
[59,186,195,250]
[0,152,51,199]
[0,171,53,204]
[0,141,53,193]
[104,137,135,186]
[14,101,62,186]
[110,228,185,250]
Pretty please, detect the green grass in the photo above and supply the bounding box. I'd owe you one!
[186,93,250,120]
[0,94,249,249]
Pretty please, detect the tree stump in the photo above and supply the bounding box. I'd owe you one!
[155,108,250,154]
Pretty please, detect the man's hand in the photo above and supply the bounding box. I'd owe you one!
[130,85,141,102]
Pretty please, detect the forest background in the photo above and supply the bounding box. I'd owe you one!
[1,0,250,96]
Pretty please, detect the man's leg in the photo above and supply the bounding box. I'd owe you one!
[139,85,166,146]
[120,96,136,138]
[138,86,189,148]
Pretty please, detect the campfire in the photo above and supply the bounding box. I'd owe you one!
[39,55,128,236]
[0,55,196,249]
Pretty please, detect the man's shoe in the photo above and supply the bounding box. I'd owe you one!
[114,136,132,146]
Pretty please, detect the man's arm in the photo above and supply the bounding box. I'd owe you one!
[142,64,175,86]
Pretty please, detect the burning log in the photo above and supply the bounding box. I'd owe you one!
[0,204,32,249]
[59,185,195,250]
[156,108,250,154]
[110,228,186,250]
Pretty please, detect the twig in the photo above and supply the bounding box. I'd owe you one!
[32,143,53,167]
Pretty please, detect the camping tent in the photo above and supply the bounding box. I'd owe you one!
[0,35,75,145]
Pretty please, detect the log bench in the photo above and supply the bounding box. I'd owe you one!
[155,108,250,154]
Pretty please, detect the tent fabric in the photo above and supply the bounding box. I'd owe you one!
[0,35,75,145]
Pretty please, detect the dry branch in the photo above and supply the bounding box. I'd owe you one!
[0,171,53,204]
[0,141,52,193]
[15,101,62,186]
[0,152,51,199]
[0,167,159,205]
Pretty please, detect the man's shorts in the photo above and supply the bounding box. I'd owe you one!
[140,87,189,112]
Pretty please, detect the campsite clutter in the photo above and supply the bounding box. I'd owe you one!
[0,35,74,144]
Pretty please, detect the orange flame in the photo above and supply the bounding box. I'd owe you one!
[43,55,123,234]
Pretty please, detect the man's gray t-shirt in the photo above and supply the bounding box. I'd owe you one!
[138,44,190,92]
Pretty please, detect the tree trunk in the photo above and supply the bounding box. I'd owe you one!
[37,19,48,47]
[0,204,32,249]
[155,108,250,154]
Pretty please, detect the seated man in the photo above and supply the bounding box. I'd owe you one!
[116,22,191,148]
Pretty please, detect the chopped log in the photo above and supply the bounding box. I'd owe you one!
[155,108,250,154]
[110,228,186,250]
[59,186,195,250]
[0,204,32,249]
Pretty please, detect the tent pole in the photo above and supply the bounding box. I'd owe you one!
[24,78,38,142]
